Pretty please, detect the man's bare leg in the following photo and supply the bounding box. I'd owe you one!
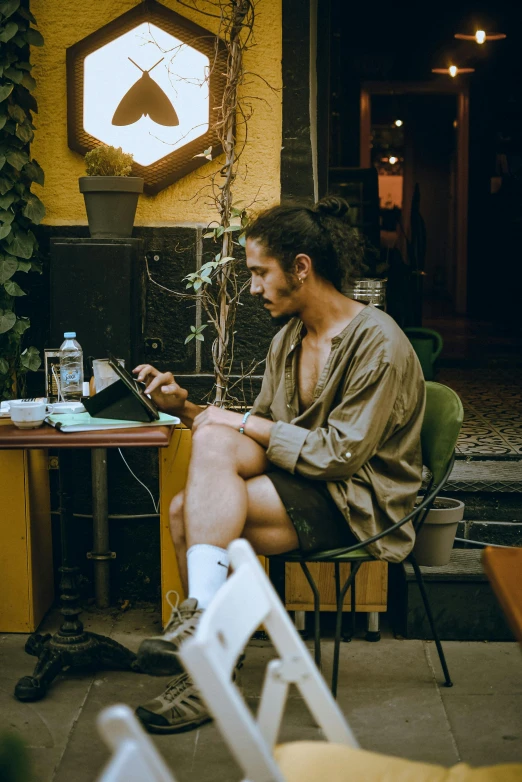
[183,424,270,548]
[169,424,298,595]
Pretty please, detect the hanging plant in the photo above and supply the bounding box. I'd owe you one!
[0,0,44,399]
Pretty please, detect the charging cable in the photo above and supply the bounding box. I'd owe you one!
[118,448,159,514]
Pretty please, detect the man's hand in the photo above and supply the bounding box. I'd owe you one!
[191,405,242,433]
[133,364,188,415]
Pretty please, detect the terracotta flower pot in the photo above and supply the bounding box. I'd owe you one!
[412,498,464,566]
[79,176,144,239]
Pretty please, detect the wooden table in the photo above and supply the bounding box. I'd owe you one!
[0,423,173,702]
[482,546,522,646]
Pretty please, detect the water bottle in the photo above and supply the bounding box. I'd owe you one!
[59,332,84,401]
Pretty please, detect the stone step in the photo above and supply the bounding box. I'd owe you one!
[391,550,515,642]
[441,459,522,528]
[446,459,522,493]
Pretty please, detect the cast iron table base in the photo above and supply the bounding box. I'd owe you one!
[14,452,140,702]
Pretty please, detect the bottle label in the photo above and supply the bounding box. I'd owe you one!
[61,368,81,386]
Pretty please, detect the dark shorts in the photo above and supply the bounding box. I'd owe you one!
[266,467,358,554]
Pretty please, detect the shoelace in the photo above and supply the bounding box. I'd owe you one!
[163,673,195,702]
[164,590,183,633]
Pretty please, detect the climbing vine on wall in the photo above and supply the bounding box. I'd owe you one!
[0,0,44,399]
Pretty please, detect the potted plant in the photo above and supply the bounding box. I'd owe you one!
[79,145,144,239]
[413,497,465,566]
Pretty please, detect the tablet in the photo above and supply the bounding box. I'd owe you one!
[107,355,160,421]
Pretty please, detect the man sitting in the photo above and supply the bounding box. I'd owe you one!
[133,196,425,733]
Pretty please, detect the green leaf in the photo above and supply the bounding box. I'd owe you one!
[0,175,14,195]
[0,155,5,171]
[0,254,17,283]
[23,159,44,185]
[25,27,44,46]
[11,314,29,335]
[20,346,41,371]
[12,33,26,47]
[0,114,6,130]
[22,193,45,223]
[15,121,33,143]
[14,85,37,112]
[0,308,15,333]
[16,259,30,271]
[0,356,8,374]
[0,222,11,239]
[193,280,202,291]
[238,233,246,247]
[0,192,15,209]
[0,209,14,223]
[203,231,215,239]
[195,333,205,341]
[20,71,36,91]
[16,61,32,71]
[4,279,25,296]
[0,0,21,19]
[0,83,14,102]
[184,334,195,344]
[6,148,28,170]
[6,227,33,258]
[0,20,18,42]
[4,66,22,83]
[17,6,36,24]
[7,103,25,122]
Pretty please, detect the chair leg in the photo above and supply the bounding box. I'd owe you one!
[409,554,453,687]
[332,563,361,698]
[300,563,321,670]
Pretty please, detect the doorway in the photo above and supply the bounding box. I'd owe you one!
[360,82,469,316]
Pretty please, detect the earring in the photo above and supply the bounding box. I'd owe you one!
[299,277,305,284]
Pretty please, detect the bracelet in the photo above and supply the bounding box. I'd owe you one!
[239,410,251,434]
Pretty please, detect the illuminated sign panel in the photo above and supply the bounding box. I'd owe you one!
[67,0,226,194]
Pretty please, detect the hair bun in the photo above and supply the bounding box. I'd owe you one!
[313,196,350,220]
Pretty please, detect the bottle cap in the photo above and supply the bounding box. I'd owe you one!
[64,332,76,338]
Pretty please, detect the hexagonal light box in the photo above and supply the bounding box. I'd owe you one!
[67,0,226,194]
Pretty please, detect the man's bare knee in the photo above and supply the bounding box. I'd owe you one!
[191,424,238,451]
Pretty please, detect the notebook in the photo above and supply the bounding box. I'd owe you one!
[45,411,180,433]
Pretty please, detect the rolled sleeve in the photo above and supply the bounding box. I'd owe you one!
[272,361,401,481]
[267,420,310,472]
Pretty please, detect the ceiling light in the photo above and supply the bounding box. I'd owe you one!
[389,156,398,165]
[394,119,403,127]
[454,30,506,44]
[432,66,475,78]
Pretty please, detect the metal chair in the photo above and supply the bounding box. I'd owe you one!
[269,381,464,696]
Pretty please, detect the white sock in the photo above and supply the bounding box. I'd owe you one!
[187,544,229,609]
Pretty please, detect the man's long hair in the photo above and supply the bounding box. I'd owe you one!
[245,196,368,291]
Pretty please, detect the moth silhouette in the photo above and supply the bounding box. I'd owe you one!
[112,57,179,127]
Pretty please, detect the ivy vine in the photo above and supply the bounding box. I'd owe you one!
[0,0,44,399]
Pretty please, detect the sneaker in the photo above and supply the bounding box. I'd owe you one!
[138,594,203,677]
[136,672,212,734]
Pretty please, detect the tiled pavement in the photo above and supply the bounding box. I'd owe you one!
[438,367,522,458]
[1,608,520,781]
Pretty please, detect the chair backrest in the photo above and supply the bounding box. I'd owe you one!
[421,382,463,484]
[96,704,177,782]
[180,539,358,782]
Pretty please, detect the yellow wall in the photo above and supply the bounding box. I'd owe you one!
[30,0,282,226]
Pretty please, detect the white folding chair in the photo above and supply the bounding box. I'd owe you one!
[96,703,177,782]
[180,539,359,782]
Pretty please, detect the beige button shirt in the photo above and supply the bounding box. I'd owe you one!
[251,305,425,562]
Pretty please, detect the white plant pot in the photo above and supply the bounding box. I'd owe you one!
[412,498,465,567]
